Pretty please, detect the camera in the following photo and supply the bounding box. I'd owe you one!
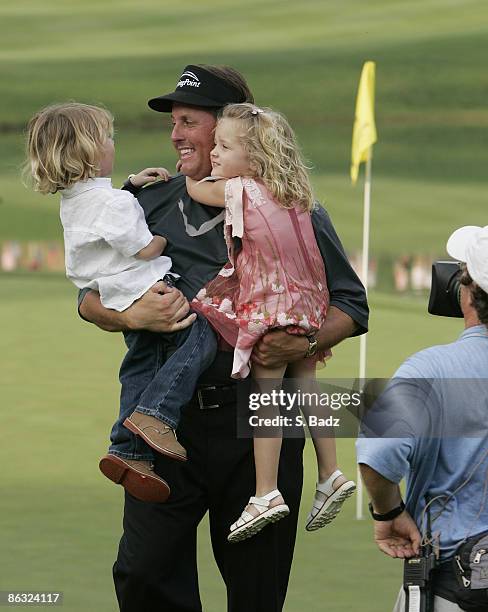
[428,261,463,318]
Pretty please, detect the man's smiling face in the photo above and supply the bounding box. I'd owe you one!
[171,104,217,180]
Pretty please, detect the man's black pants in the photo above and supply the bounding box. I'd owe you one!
[113,386,304,612]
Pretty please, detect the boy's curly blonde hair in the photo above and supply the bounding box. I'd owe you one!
[24,102,113,194]
[220,103,314,211]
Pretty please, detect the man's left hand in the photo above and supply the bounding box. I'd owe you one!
[251,330,308,368]
[373,511,422,559]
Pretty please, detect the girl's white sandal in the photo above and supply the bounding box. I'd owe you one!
[305,470,356,531]
[228,489,289,543]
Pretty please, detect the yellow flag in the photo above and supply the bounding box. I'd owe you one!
[351,61,377,184]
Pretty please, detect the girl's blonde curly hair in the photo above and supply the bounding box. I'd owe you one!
[220,103,313,211]
[24,102,113,194]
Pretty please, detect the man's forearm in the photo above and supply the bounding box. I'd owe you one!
[79,290,129,332]
[359,464,403,513]
[78,283,195,334]
[316,305,358,352]
[251,306,359,368]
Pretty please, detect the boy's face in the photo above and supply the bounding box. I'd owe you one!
[99,136,115,177]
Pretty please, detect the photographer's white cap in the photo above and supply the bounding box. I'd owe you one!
[446,225,488,293]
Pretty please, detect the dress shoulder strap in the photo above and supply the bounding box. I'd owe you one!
[225,177,245,238]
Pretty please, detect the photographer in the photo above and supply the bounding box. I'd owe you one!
[356,225,488,611]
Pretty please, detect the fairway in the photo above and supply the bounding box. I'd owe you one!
[1,0,486,610]
[1,275,461,611]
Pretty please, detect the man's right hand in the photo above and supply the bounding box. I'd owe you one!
[79,282,196,333]
[123,282,196,332]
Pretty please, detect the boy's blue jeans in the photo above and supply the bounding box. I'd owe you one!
[109,313,218,461]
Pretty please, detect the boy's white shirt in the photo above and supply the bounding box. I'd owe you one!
[60,177,174,311]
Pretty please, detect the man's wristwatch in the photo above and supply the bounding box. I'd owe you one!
[305,333,318,358]
[122,174,139,195]
[368,500,405,521]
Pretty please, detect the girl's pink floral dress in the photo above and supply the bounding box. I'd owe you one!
[192,177,331,378]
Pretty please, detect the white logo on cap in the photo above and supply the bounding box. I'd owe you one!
[177,71,201,89]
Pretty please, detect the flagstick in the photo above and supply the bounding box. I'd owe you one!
[356,154,372,520]
[359,155,372,377]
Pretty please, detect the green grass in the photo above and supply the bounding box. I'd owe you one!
[0,275,462,610]
[2,1,488,254]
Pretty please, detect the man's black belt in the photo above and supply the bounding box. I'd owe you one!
[191,384,237,410]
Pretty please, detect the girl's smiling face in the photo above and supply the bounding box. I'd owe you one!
[210,118,253,178]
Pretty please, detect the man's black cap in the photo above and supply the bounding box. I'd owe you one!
[148,65,245,113]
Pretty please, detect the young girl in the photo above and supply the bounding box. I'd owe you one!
[25,102,217,503]
[187,103,356,542]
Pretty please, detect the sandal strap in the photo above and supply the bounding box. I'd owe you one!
[261,489,282,501]
[234,510,255,528]
[316,470,343,497]
[231,489,283,530]
[249,489,282,509]
[248,496,270,510]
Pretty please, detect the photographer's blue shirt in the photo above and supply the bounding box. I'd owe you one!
[356,325,488,560]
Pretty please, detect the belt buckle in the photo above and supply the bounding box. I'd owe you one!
[197,385,220,410]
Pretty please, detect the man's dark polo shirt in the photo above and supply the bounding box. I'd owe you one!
[79,174,368,335]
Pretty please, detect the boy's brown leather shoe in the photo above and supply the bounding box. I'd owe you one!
[124,412,187,461]
[99,454,170,503]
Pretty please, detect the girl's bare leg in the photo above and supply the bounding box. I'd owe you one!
[288,359,348,492]
[247,362,287,515]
